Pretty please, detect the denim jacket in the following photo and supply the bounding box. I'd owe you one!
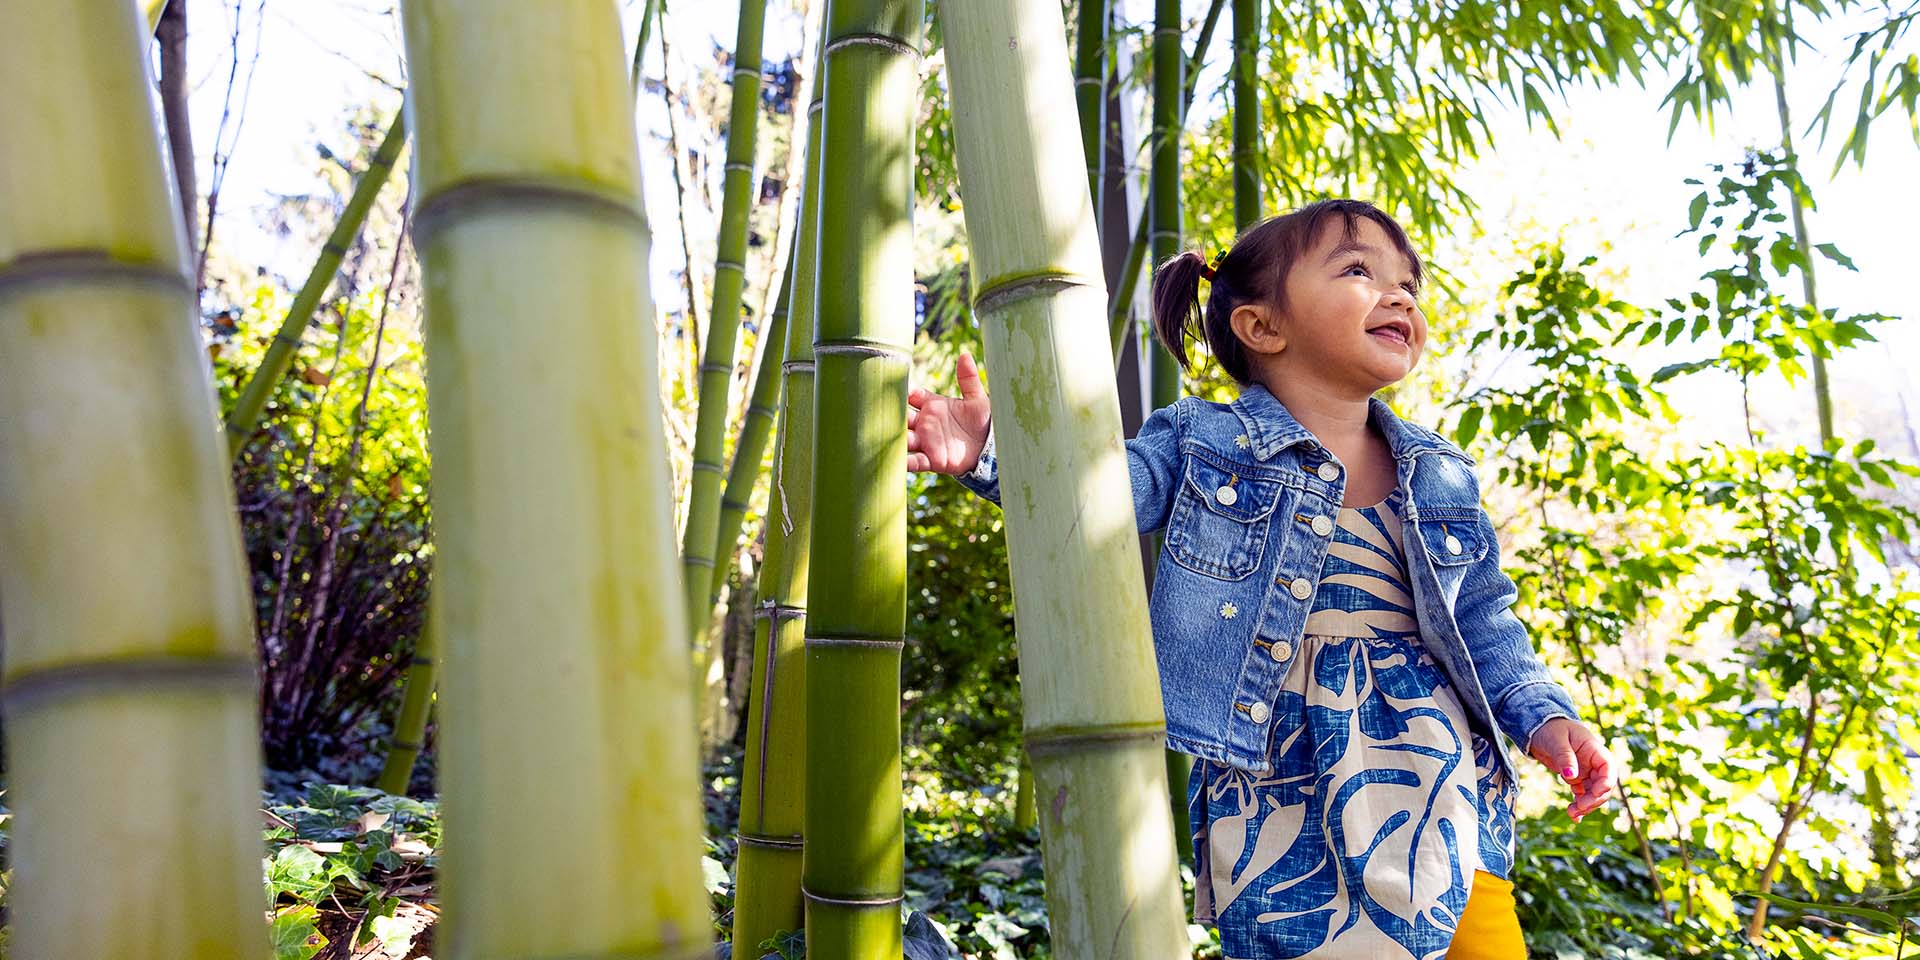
[955,383,1577,781]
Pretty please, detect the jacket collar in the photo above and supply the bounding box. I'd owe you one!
[1229,382,1452,463]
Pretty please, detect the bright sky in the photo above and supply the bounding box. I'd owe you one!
[174,0,1916,452]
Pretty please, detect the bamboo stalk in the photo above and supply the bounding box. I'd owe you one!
[940,3,1190,955]
[682,0,772,646]
[804,0,921,954]
[630,0,660,97]
[1106,0,1225,356]
[1074,0,1108,212]
[731,98,824,954]
[394,1,707,955]
[225,110,408,459]
[709,246,794,608]
[0,2,267,956]
[1231,0,1261,227]
[1149,0,1185,411]
[1013,751,1038,831]
[375,615,435,796]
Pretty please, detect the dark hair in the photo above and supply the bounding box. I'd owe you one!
[1150,198,1423,385]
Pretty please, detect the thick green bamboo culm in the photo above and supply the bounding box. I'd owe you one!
[940,2,1190,955]
[1231,0,1262,227]
[375,619,436,795]
[709,246,795,606]
[731,103,826,956]
[682,0,772,644]
[1106,0,1226,356]
[0,1,269,956]
[225,109,408,459]
[1149,0,1184,409]
[1074,0,1107,211]
[395,1,707,956]
[804,0,921,954]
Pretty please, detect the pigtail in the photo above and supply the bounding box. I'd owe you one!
[1150,250,1210,372]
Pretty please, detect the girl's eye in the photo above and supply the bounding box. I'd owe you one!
[1400,282,1419,295]
[1342,261,1369,277]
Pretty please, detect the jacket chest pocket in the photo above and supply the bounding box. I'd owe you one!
[1165,454,1284,581]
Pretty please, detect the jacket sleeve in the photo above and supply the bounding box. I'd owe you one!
[950,400,1187,536]
[1453,466,1580,751]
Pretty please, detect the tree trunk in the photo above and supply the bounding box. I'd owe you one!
[395,1,707,954]
[225,111,408,458]
[683,0,772,649]
[804,0,921,953]
[941,2,1191,954]
[157,0,196,256]
[731,83,825,953]
[0,2,268,956]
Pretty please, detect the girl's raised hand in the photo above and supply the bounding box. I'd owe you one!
[906,350,993,475]
[1527,717,1616,822]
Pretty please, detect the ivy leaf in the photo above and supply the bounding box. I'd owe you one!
[269,904,327,960]
[904,911,958,960]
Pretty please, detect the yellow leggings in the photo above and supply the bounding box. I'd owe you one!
[1446,871,1526,959]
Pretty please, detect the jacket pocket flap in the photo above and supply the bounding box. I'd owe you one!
[1418,517,1488,565]
[1181,454,1281,523]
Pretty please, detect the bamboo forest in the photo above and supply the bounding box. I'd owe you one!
[3,0,1920,957]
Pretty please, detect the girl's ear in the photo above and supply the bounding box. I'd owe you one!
[1230,302,1287,357]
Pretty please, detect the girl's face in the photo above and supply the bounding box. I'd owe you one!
[1274,217,1426,393]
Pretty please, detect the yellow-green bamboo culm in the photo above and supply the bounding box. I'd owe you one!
[395,1,707,956]
[940,0,1189,954]
[374,617,435,795]
[225,110,408,459]
[731,100,826,956]
[0,2,269,956]
[708,245,794,607]
[682,0,771,645]
[804,0,922,953]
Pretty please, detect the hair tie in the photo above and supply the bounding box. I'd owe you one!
[1198,250,1224,281]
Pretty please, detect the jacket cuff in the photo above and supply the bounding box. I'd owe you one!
[952,425,1000,503]
[1496,680,1580,751]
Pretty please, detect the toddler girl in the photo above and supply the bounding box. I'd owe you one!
[906,199,1613,959]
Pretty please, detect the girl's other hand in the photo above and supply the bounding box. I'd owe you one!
[907,350,993,475]
[1527,717,1615,821]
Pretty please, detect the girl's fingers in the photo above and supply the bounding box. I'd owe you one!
[907,406,919,428]
[907,430,921,454]
[907,451,930,472]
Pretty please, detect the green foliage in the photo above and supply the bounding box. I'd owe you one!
[1449,151,1919,956]
[211,251,433,776]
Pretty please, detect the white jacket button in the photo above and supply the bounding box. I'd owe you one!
[1316,462,1341,482]
[1248,701,1270,724]
[1289,577,1313,600]
[1445,534,1463,555]
[1215,485,1238,506]
[1310,515,1333,536]
[1270,640,1293,662]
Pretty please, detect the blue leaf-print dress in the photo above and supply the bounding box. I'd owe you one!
[1186,489,1516,960]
